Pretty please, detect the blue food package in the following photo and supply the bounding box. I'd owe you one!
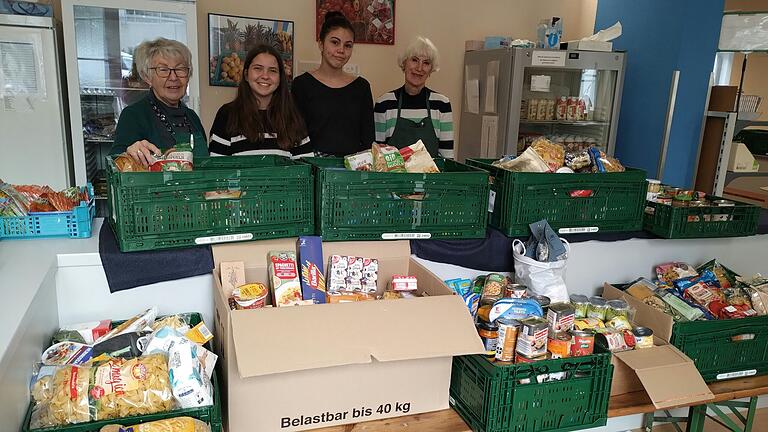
[297,236,326,304]
[462,292,479,318]
[445,278,472,296]
[488,298,543,322]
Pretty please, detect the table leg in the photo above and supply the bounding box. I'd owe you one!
[686,404,707,432]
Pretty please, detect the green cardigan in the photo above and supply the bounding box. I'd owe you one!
[111,93,208,157]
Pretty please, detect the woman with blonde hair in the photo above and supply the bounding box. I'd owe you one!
[374,36,453,158]
[111,37,207,167]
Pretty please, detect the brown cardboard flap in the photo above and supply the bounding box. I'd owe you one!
[603,283,674,342]
[230,295,484,378]
[613,346,713,409]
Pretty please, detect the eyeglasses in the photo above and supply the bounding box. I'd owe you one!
[150,66,191,78]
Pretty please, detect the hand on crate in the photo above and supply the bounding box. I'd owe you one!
[126,140,161,168]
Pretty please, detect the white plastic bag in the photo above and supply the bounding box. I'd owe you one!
[513,238,570,303]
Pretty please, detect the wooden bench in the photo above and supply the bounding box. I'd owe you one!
[314,375,768,431]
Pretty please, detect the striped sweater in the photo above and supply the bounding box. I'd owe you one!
[373,86,454,158]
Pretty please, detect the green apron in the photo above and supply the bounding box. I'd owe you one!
[387,90,440,157]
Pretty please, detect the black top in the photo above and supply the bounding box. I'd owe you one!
[291,73,375,156]
[208,103,313,158]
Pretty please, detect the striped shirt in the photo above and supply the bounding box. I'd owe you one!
[373,86,454,158]
[209,103,313,158]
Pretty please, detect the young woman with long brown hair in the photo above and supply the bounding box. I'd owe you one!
[209,44,312,157]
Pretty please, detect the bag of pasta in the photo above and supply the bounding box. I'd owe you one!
[89,354,176,421]
[99,417,211,432]
[29,364,91,428]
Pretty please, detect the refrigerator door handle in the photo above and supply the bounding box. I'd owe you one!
[657,70,680,180]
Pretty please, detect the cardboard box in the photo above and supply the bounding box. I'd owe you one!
[729,142,760,172]
[708,86,738,112]
[212,239,484,432]
[603,284,713,409]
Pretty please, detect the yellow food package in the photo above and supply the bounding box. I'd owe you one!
[530,137,565,172]
[90,354,176,421]
[99,417,211,432]
[372,144,406,173]
[185,322,214,345]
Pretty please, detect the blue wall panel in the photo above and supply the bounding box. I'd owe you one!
[595,0,723,186]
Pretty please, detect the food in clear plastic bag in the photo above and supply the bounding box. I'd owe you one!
[30,364,90,427]
[344,150,373,171]
[493,147,550,173]
[697,259,738,289]
[400,140,440,173]
[99,417,211,432]
[90,354,176,420]
[151,314,192,334]
[564,150,591,171]
[655,262,698,284]
[530,137,565,172]
[372,144,406,173]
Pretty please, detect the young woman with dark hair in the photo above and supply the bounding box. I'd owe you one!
[291,11,374,156]
[209,44,312,157]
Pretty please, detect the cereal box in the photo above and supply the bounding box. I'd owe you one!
[268,251,302,306]
[297,236,326,304]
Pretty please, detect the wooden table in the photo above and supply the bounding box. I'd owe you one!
[312,375,768,432]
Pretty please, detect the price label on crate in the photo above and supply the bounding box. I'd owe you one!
[558,227,598,234]
[195,233,254,244]
[716,369,756,381]
[381,233,432,240]
[488,190,496,213]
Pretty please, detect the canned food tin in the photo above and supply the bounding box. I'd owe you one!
[597,330,630,352]
[531,295,551,316]
[495,318,520,362]
[605,299,629,320]
[480,273,506,306]
[477,320,499,358]
[516,317,549,358]
[605,315,632,331]
[547,332,572,358]
[587,296,608,320]
[547,302,575,332]
[570,294,589,318]
[656,195,673,205]
[633,327,654,349]
[505,283,528,299]
[570,330,595,356]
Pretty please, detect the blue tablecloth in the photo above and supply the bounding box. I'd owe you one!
[99,223,214,293]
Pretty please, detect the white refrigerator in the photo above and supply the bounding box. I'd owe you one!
[0,14,72,189]
[61,0,199,215]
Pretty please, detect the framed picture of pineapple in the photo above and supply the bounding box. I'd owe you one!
[316,0,395,45]
[208,13,295,87]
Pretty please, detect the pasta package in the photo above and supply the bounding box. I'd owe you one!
[90,354,176,420]
[30,364,91,428]
[99,417,211,432]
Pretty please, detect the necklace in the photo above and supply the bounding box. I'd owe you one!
[150,98,193,137]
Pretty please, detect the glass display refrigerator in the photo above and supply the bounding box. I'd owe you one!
[457,47,626,161]
[61,0,198,215]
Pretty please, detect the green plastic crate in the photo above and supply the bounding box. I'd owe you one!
[669,315,768,382]
[106,155,314,252]
[450,350,613,432]
[306,158,489,241]
[643,196,760,239]
[23,312,222,432]
[466,159,647,237]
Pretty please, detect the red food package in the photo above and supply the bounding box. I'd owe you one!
[29,199,56,213]
[719,304,758,320]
